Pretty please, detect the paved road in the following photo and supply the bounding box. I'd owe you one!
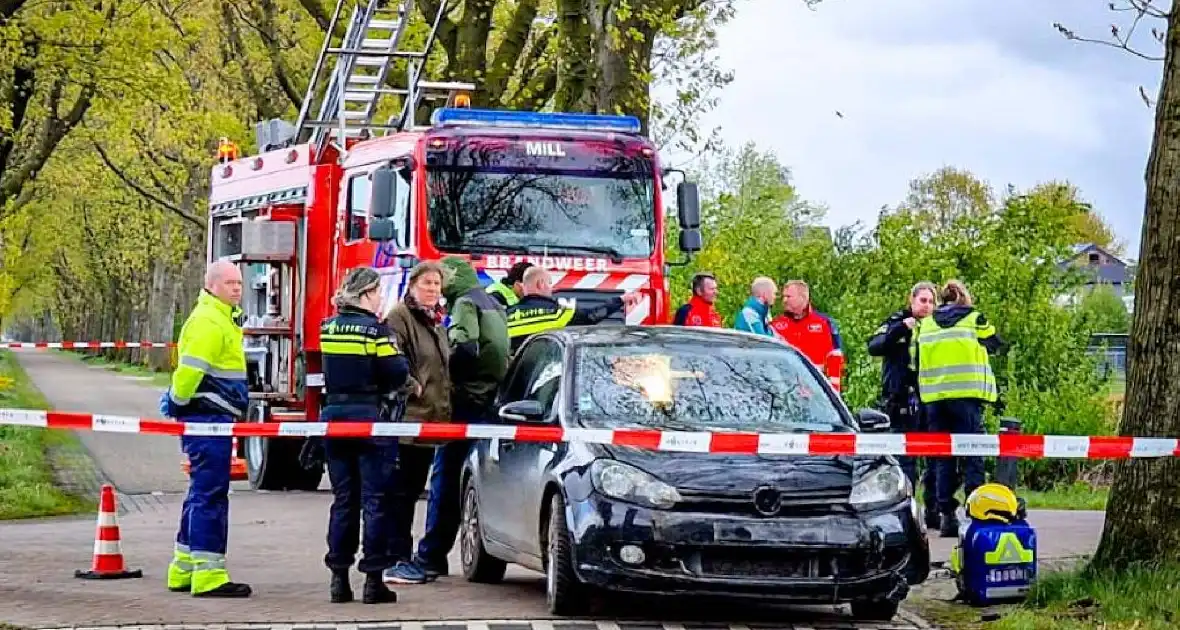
[4,350,1105,629]
[16,350,194,494]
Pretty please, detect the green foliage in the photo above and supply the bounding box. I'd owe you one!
[665,146,1116,490]
[1076,285,1131,334]
[0,351,88,519]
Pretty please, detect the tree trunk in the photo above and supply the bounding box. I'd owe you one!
[1090,8,1180,571]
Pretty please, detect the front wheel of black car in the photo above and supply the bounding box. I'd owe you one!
[850,599,900,621]
[545,493,587,616]
[460,478,506,583]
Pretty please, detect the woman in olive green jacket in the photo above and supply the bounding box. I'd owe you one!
[382,261,451,585]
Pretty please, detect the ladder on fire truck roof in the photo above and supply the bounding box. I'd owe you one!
[293,0,475,160]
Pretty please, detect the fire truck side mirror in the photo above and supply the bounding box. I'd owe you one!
[677,181,701,229]
[368,218,398,242]
[679,229,702,253]
[369,167,395,218]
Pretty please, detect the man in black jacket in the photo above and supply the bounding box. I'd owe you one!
[867,281,938,528]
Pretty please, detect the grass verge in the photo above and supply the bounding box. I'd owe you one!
[0,351,91,519]
[58,350,172,388]
[916,481,1108,512]
[1020,482,1108,511]
[917,561,1180,629]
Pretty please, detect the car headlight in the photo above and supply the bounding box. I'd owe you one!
[589,460,681,509]
[850,465,908,508]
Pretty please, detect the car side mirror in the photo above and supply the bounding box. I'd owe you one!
[856,408,891,433]
[498,399,547,423]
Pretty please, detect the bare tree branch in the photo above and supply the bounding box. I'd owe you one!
[92,142,204,229]
[485,0,539,103]
[294,0,331,32]
[1053,0,1166,62]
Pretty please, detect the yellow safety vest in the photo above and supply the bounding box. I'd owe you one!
[915,311,998,403]
[486,281,519,306]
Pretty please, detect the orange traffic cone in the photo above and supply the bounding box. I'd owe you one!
[75,484,143,580]
[180,437,248,481]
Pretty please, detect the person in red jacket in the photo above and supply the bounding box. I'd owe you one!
[770,280,843,367]
[672,272,723,328]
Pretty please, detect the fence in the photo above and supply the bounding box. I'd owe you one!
[1088,333,1128,383]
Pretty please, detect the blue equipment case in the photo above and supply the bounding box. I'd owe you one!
[950,516,1038,606]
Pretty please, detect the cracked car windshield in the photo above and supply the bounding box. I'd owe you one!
[425,138,656,258]
[572,343,851,433]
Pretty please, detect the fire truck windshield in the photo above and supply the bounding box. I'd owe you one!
[424,136,657,259]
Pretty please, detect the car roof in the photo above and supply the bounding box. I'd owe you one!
[543,325,795,352]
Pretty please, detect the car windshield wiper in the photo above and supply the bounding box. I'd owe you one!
[526,244,624,263]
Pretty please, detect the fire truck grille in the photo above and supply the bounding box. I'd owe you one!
[553,289,626,324]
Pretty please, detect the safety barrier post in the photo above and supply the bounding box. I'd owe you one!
[995,416,1021,490]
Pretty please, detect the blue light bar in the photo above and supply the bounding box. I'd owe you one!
[431,107,642,134]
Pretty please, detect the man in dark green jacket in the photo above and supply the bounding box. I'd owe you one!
[413,256,510,578]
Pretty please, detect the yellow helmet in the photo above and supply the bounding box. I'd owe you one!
[966,483,1019,523]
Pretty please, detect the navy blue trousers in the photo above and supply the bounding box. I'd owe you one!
[417,439,473,566]
[886,401,936,509]
[925,398,986,515]
[323,404,397,574]
[176,414,232,557]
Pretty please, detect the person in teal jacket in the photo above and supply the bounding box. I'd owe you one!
[733,276,777,337]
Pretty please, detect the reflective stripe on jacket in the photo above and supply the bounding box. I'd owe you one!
[320,305,409,404]
[916,310,998,403]
[168,290,248,418]
[505,294,622,352]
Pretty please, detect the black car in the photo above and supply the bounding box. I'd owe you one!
[458,326,930,621]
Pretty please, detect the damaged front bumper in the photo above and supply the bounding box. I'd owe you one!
[565,493,920,604]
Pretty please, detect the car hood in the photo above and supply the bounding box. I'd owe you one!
[593,443,877,494]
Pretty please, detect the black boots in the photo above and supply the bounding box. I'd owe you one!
[363,572,397,604]
[192,582,252,598]
[924,505,941,530]
[330,570,353,603]
[330,571,397,604]
[940,512,961,538]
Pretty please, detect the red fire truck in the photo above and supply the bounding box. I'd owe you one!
[203,0,703,490]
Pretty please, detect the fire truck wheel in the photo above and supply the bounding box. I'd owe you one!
[245,436,323,491]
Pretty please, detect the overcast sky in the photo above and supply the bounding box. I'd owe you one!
[682,0,1164,260]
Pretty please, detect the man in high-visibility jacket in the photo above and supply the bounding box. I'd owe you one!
[485,261,533,308]
[914,279,1004,538]
[160,260,252,598]
[506,266,640,352]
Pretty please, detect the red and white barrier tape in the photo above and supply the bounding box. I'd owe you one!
[2,342,175,349]
[1,408,1177,459]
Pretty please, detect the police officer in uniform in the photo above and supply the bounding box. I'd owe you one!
[914,279,1004,537]
[485,261,533,308]
[320,267,410,604]
[868,281,939,528]
[506,266,640,352]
